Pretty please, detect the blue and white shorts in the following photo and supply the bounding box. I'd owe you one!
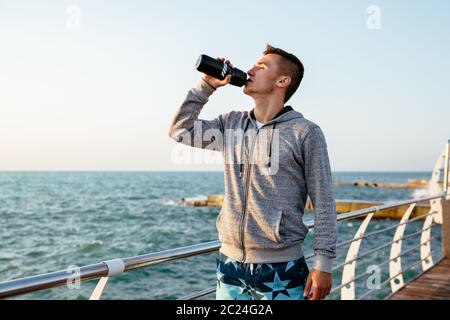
[216,252,310,300]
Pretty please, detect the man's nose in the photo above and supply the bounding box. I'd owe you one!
[247,68,255,77]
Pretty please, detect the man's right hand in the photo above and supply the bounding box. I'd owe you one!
[202,57,233,89]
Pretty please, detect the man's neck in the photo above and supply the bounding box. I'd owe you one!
[252,95,285,124]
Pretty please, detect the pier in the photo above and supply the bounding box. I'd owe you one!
[388,190,450,300]
[387,258,450,300]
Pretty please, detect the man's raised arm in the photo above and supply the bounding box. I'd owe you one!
[168,58,233,151]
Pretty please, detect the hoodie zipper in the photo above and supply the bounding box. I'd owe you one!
[239,127,260,263]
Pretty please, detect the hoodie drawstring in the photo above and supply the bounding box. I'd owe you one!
[239,118,250,178]
[267,122,277,173]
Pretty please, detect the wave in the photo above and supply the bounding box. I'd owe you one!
[77,240,104,252]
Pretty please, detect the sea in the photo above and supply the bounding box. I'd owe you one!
[0,171,442,300]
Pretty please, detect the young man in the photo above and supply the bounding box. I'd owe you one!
[169,44,337,300]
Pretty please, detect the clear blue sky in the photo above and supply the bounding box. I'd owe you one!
[0,0,449,171]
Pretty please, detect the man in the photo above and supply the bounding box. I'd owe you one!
[169,44,337,300]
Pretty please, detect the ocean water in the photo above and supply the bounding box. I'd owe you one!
[0,171,443,300]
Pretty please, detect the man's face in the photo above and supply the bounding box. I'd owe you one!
[244,54,281,97]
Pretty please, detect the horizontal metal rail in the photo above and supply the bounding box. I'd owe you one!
[122,241,220,272]
[335,211,437,249]
[0,240,221,298]
[0,193,444,299]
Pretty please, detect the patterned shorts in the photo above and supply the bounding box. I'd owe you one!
[216,252,310,300]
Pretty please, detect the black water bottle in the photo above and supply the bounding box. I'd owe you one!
[196,54,248,87]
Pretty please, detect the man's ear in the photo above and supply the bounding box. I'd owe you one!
[276,76,291,88]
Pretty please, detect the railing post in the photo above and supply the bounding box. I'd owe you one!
[341,212,374,300]
[442,140,450,258]
[441,194,450,258]
[444,140,449,194]
[390,204,415,293]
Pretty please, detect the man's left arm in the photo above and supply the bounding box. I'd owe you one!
[301,125,337,300]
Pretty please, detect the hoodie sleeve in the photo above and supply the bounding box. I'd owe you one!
[301,126,337,273]
[168,79,225,152]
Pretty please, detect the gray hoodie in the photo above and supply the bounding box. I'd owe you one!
[169,79,337,273]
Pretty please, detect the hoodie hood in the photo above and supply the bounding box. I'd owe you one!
[248,105,304,127]
[239,106,304,176]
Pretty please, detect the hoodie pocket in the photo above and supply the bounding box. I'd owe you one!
[262,209,284,247]
[216,209,235,245]
[216,210,226,235]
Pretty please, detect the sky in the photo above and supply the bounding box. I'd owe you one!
[0,0,449,172]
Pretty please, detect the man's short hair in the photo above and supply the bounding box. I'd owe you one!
[263,44,304,103]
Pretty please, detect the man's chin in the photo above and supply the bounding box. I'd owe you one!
[243,86,253,95]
